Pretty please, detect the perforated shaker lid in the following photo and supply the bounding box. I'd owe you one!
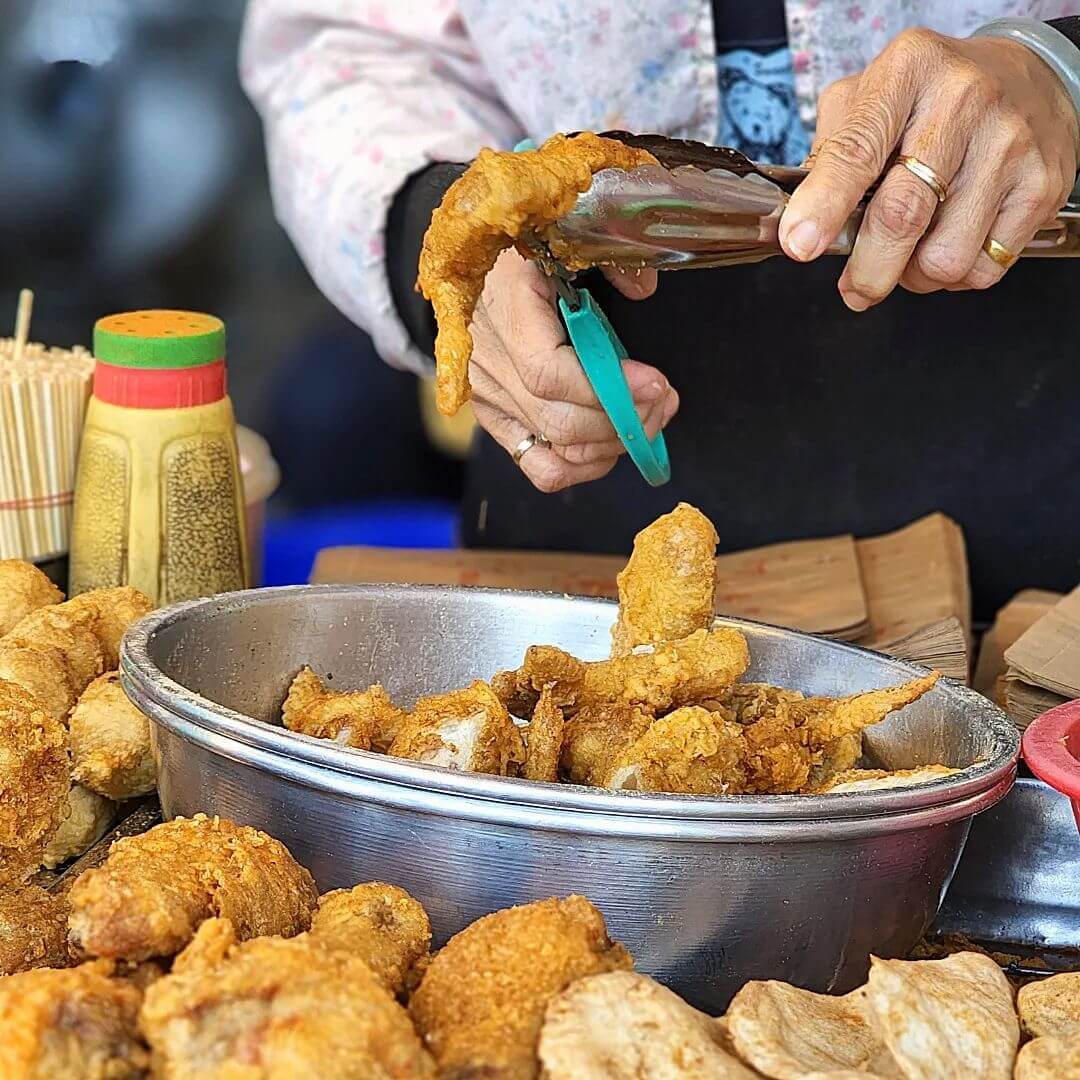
[94,310,225,369]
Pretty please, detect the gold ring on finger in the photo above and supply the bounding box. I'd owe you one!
[982,237,1019,270]
[511,434,551,465]
[896,155,949,203]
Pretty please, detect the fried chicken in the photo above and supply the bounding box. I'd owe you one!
[68,814,318,962]
[409,895,632,1079]
[611,503,718,657]
[309,883,431,998]
[389,680,526,776]
[0,678,69,882]
[0,959,149,1079]
[803,731,863,792]
[561,704,655,788]
[497,627,751,718]
[522,686,564,783]
[282,666,407,753]
[0,560,62,636]
[140,917,436,1079]
[418,132,657,415]
[0,883,73,975]
[69,672,156,800]
[42,783,116,870]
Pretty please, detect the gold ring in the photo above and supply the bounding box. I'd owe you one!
[511,434,551,465]
[982,237,1018,270]
[896,155,949,203]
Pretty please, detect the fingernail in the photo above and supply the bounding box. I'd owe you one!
[841,290,870,313]
[785,219,823,261]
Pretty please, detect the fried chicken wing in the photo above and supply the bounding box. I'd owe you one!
[540,971,759,1079]
[0,678,69,882]
[42,783,116,870]
[0,560,62,636]
[389,680,526,776]
[309,883,431,998]
[611,503,718,657]
[522,687,564,783]
[803,731,863,792]
[409,895,632,1080]
[68,814,318,962]
[791,672,940,744]
[282,666,407,753]
[69,672,155,801]
[500,627,751,718]
[140,918,436,1079]
[0,883,73,975]
[0,959,149,1079]
[418,132,657,415]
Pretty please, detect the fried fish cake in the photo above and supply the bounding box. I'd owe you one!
[0,883,73,976]
[68,814,318,962]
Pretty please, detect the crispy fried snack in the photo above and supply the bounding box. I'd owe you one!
[0,560,62,636]
[0,678,69,882]
[811,765,960,794]
[726,979,900,1078]
[42,783,116,870]
[140,917,436,1079]
[68,814,318,962]
[283,666,408,753]
[864,953,1018,1080]
[69,672,156,800]
[561,704,655,788]
[497,627,751,718]
[1018,971,1080,1039]
[1015,1036,1080,1080]
[310,883,431,998]
[0,587,151,722]
[522,687,564,783]
[0,883,73,976]
[539,970,758,1079]
[803,731,864,792]
[389,680,526,776]
[611,503,718,657]
[418,132,657,415]
[410,895,632,1079]
[0,959,149,1079]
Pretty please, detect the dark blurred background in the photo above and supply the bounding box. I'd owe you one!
[0,0,463,581]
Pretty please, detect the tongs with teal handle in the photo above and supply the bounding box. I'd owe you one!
[514,138,670,487]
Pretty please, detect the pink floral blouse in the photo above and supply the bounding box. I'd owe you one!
[241,0,1075,376]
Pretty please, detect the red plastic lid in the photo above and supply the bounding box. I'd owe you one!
[93,359,226,408]
[1022,698,1080,833]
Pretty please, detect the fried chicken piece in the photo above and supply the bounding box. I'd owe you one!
[410,895,632,1080]
[540,971,759,1079]
[1015,1036,1080,1080]
[561,704,655,788]
[418,132,657,415]
[65,587,153,671]
[68,814,318,962]
[802,731,863,792]
[42,783,116,869]
[0,678,69,882]
[282,666,407,753]
[310,883,431,998]
[0,560,62,636]
[1018,971,1080,1039]
[0,883,73,975]
[140,918,436,1079]
[522,687,564,783]
[725,682,806,724]
[389,680,526,776]
[0,959,149,1079]
[611,503,719,657]
[811,765,959,794]
[499,627,751,718]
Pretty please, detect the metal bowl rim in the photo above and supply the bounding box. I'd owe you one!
[122,583,1019,823]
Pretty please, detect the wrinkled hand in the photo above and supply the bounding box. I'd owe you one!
[468,249,678,492]
[780,29,1080,308]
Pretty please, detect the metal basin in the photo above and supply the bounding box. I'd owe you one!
[121,584,1018,1011]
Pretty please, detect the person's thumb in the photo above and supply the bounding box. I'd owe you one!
[601,265,658,300]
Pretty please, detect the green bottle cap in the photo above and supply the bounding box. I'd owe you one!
[94,311,226,369]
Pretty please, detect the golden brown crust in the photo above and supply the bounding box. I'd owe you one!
[417,132,657,415]
[0,883,73,975]
[42,783,116,870]
[522,687,564,784]
[560,704,655,788]
[409,895,632,1079]
[611,503,718,657]
[0,560,62,637]
[68,814,318,962]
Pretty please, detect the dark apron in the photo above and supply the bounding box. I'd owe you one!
[461,254,1079,621]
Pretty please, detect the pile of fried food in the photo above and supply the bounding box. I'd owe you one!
[0,811,1076,1079]
[284,503,956,796]
[418,131,658,414]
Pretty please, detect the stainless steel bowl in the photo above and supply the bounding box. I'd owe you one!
[121,584,1018,1010]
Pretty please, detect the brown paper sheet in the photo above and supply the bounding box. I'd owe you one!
[1004,584,1080,699]
[872,616,969,684]
[973,588,1062,698]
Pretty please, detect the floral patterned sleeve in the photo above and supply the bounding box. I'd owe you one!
[240,0,523,374]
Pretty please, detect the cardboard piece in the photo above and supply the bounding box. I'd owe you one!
[973,589,1062,698]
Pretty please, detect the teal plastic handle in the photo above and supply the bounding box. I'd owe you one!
[512,136,670,486]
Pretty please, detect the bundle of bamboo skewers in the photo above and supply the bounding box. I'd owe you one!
[0,290,94,561]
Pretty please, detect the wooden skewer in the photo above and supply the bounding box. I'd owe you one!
[12,288,33,365]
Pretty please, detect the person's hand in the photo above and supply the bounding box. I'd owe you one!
[467,248,678,492]
[779,29,1080,309]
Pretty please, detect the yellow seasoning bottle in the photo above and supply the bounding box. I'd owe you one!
[69,310,249,604]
